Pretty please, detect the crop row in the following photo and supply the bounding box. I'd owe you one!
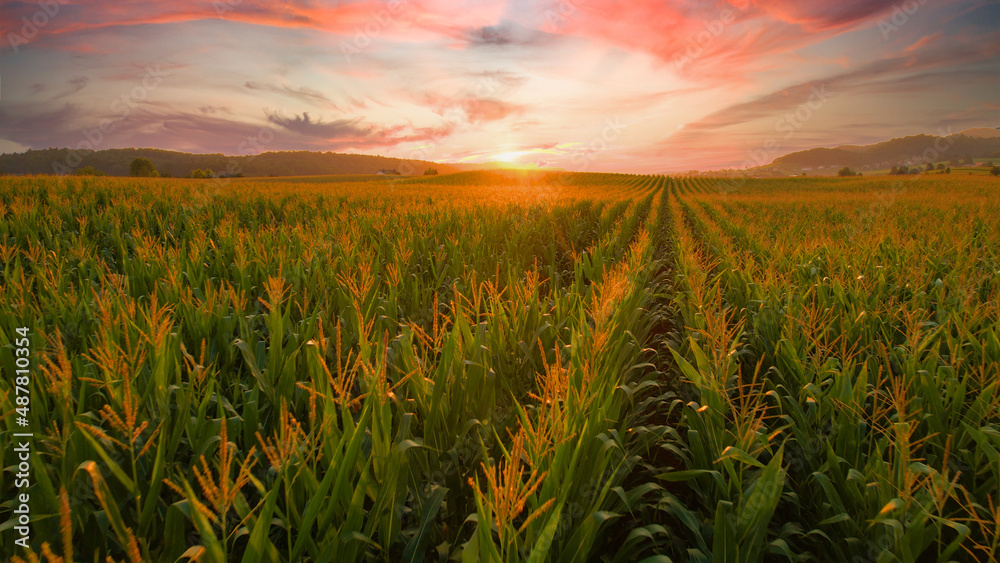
[0,173,675,562]
[659,175,999,561]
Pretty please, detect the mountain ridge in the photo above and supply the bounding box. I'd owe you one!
[767,128,1000,171]
[0,147,520,177]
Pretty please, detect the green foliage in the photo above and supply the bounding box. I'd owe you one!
[0,172,672,562]
[658,175,1000,562]
[73,165,107,176]
[0,173,996,562]
[129,157,158,177]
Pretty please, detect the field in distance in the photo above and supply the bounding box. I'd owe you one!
[0,171,997,562]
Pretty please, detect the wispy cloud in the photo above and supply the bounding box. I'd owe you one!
[265,110,458,150]
[50,76,90,99]
[1,0,996,170]
[245,81,336,107]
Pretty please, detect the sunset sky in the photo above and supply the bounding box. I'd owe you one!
[1,0,997,172]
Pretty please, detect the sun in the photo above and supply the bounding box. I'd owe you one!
[493,151,524,163]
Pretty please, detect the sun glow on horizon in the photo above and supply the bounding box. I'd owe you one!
[0,1,995,172]
[492,151,525,163]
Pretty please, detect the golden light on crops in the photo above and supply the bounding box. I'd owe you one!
[2,171,998,561]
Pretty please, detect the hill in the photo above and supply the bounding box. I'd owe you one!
[769,128,1000,172]
[957,127,1000,139]
[0,147,473,177]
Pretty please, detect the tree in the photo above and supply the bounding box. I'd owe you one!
[190,169,216,178]
[130,157,158,177]
[926,162,935,172]
[890,165,898,175]
[936,163,945,170]
[991,166,1000,176]
[838,167,857,177]
[423,168,438,175]
[73,166,106,176]
[945,167,951,174]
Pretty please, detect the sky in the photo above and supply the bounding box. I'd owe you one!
[0,0,997,172]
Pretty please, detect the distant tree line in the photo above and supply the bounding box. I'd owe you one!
[0,148,458,177]
[890,165,924,175]
[191,168,243,178]
[73,166,107,176]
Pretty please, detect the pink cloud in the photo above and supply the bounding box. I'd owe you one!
[2,0,996,172]
[905,32,943,52]
[750,0,898,31]
[531,0,903,83]
[0,1,369,39]
[0,0,513,50]
[420,92,526,124]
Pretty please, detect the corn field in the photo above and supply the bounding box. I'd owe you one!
[0,171,997,562]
